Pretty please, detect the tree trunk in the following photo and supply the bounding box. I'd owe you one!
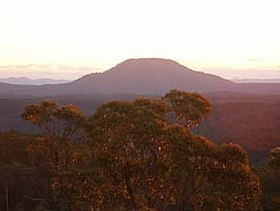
[5,186,9,211]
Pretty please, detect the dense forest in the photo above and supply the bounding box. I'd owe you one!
[1,93,279,153]
[0,90,279,210]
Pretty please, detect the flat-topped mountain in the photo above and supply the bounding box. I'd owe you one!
[0,58,279,96]
[72,58,234,95]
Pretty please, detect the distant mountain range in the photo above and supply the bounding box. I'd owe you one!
[0,77,70,85]
[232,78,280,83]
[0,58,280,96]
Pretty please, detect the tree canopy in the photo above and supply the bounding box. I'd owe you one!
[0,89,262,210]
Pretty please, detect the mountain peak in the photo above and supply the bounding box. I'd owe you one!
[120,58,180,65]
[106,58,193,76]
[115,58,186,69]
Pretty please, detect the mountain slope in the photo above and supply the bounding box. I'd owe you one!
[0,82,36,96]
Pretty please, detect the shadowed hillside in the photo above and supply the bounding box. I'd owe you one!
[197,93,280,151]
[1,93,279,153]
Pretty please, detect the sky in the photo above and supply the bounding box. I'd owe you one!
[0,0,279,79]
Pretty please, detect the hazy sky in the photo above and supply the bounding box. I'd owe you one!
[0,0,279,79]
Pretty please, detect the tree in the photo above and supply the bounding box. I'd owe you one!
[19,90,261,210]
[84,89,260,210]
[21,100,85,141]
[21,100,88,210]
[21,100,86,170]
[260,147,280,210]
[163,89,211,127]
[268,147,280,174]
[0,131,54,210]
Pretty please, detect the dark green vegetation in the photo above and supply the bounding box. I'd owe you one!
[1,90,278,210]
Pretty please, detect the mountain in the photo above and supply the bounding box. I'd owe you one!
[0,58,235,96]
[0,58,279,96]
[70,58,235,95]
[0,77,69,85]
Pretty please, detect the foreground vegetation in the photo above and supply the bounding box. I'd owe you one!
[0,90,278,210]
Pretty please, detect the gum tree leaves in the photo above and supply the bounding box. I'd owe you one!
[19,90,261,210]
[85,89,260,210]
[163,89,211,127]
